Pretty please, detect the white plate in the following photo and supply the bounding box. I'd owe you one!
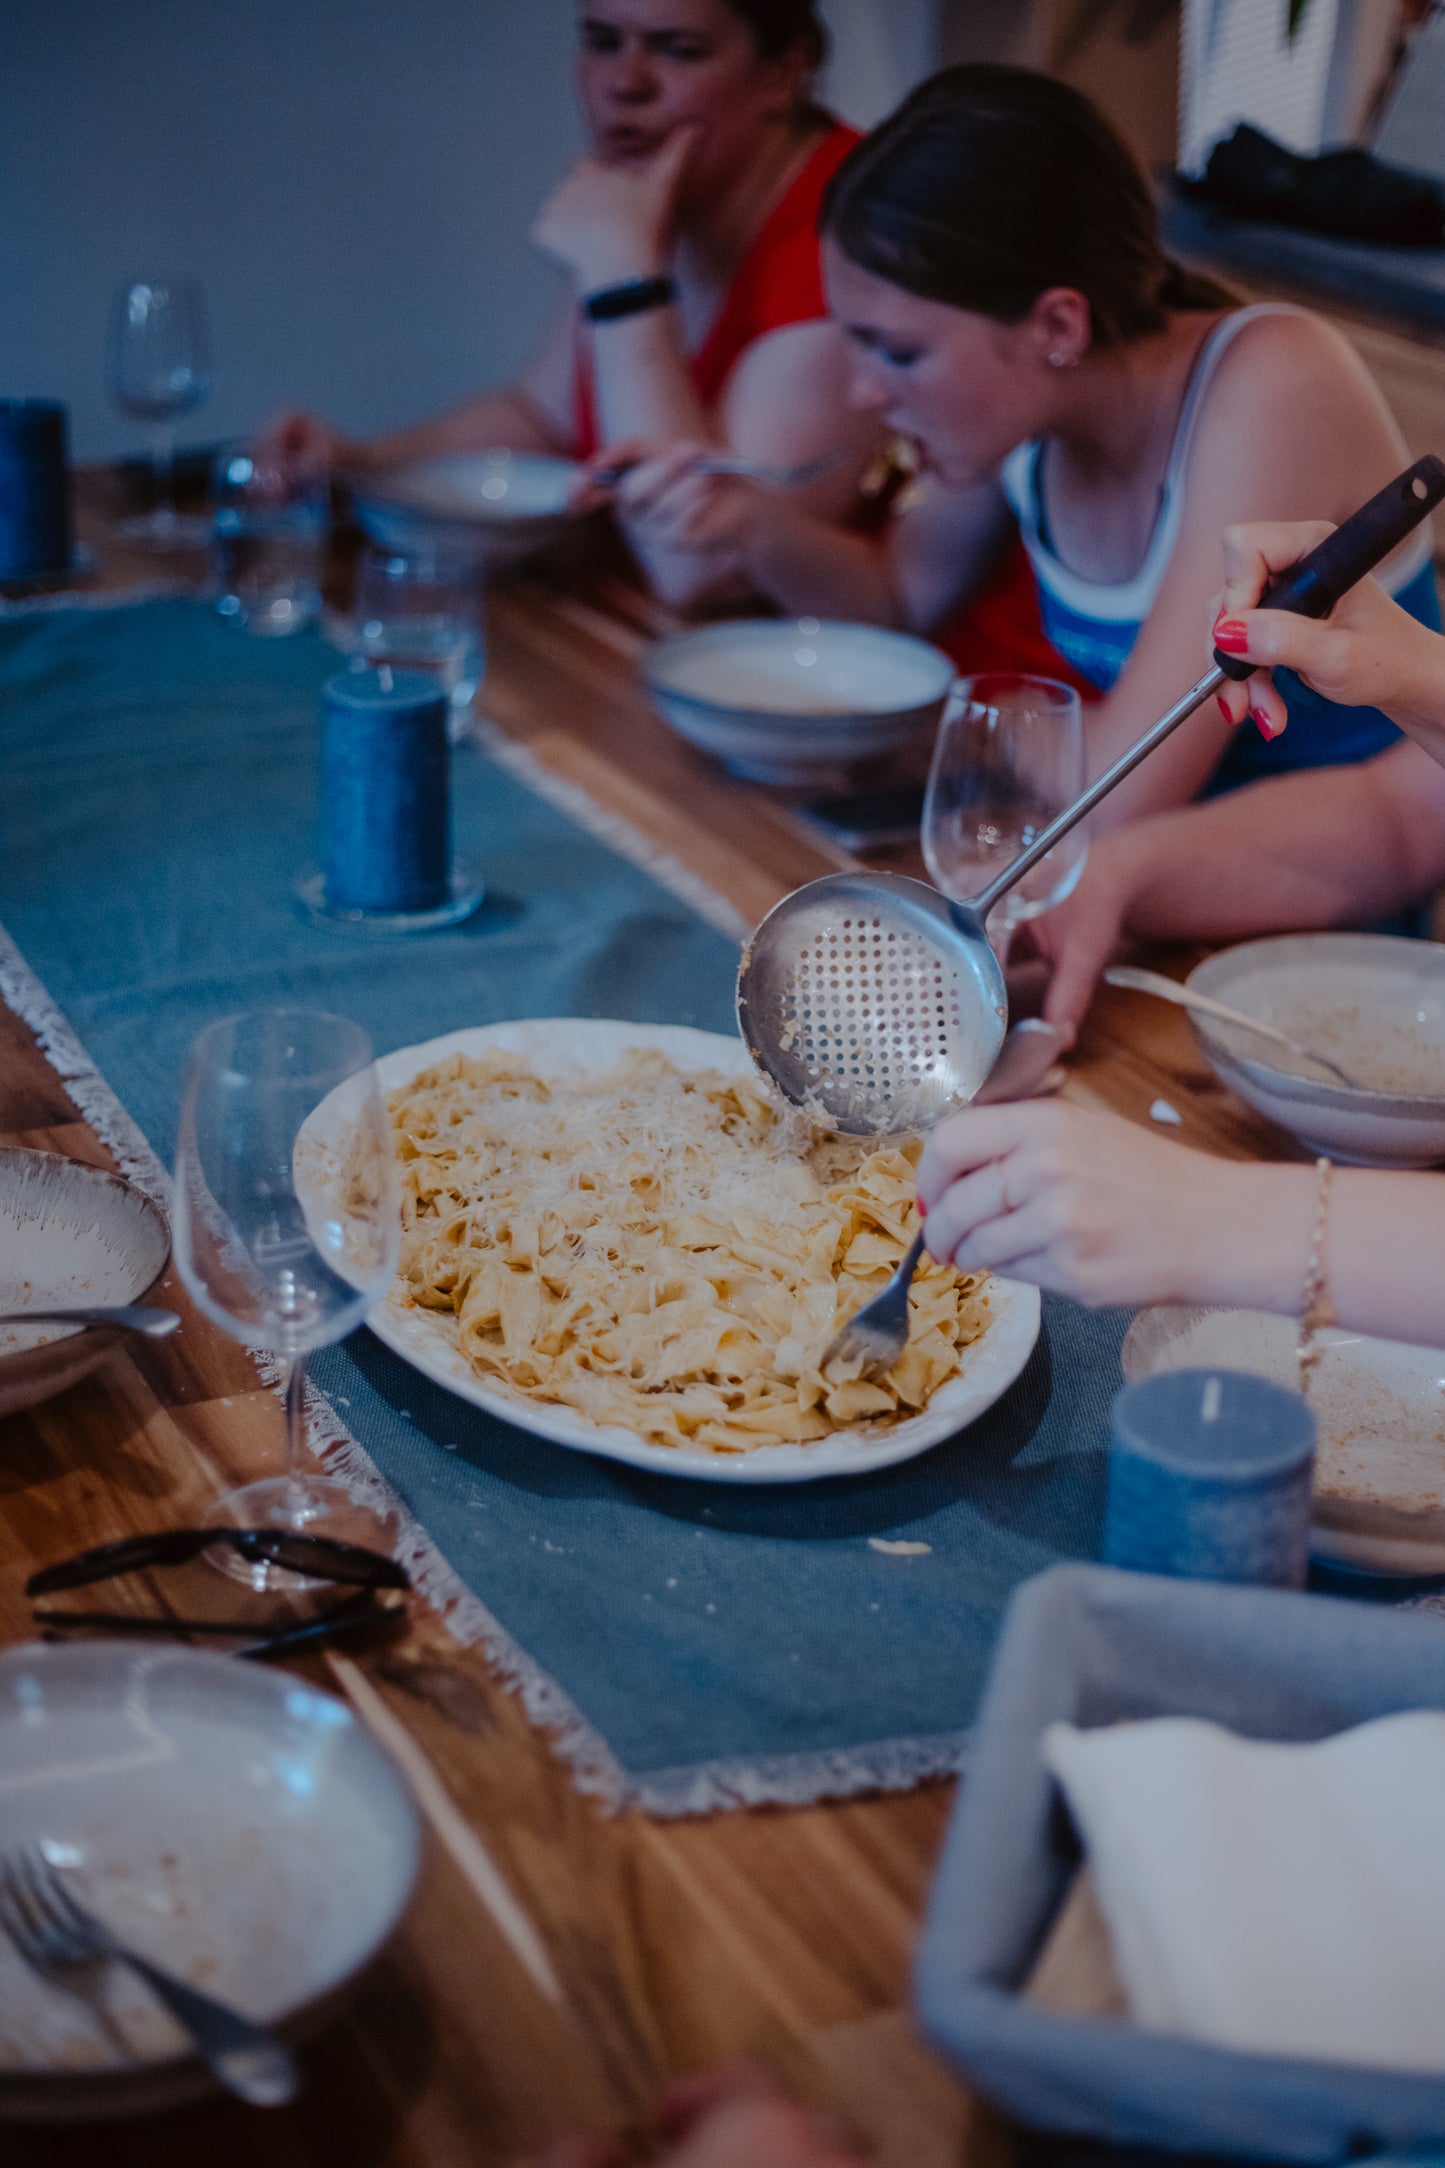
[1123,1304,1445,1575]
[0,1643,419,2122]
[0,1148,171,1418]
[305,1019,1040,1484]
[349,450,582,556]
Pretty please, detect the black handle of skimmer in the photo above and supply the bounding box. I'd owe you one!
[1213,453,1445,682]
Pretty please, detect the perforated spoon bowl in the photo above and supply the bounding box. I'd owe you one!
[737,457,1445,1136]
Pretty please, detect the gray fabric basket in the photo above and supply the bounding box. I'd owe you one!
[915,1564,1445,2160]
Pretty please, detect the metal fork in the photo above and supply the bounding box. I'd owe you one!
[819,1021,1066,1380]
[592,447,847,490]
[0,1846,299,2107]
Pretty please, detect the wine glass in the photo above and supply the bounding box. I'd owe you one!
[922,673,1087,969]
[347,543,485,739]
[174,1009,400,1587]
[107,276,212,548]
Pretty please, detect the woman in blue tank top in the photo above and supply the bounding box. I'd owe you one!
[819,68,1439,826]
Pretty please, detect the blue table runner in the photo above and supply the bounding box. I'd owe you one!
[0,599,1127,1812]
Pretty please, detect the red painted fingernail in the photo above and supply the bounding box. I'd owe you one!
[1213,618,1249,654]
[1253,708,1281,741]
[1216,694,1232,721]
[916,1196,927,1220]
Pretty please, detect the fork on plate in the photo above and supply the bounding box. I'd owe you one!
[819,1022,1066,1381]
[0,1845,298,2107]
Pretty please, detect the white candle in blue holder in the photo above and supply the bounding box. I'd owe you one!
[301,665,483,932]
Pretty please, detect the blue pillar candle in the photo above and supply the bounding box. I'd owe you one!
[0,400,72,583]
[320,667,451,914]
[1104,1368,1316,1589]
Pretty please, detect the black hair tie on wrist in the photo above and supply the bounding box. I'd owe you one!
[584,275,677,323]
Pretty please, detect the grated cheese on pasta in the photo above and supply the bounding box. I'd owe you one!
[386,1048,992,1453]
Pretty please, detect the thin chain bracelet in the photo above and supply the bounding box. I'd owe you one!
[1297,1155,1336,1396]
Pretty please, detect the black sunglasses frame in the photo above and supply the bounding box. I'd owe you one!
[26,1526,411,1599]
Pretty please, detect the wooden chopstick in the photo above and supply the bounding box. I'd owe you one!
[326,1652,565,2007]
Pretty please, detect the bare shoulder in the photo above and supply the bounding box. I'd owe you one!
[1186,306,1403,501]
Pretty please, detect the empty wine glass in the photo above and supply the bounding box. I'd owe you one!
[174,1009,400,1587]
[348,543,485,739]
[107,276,212,548]
[922,673,1087,968]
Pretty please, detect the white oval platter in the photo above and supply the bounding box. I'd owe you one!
[307,1019,1040,1485]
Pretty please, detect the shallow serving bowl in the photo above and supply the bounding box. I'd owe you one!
[1123,1303,1445,1576]
[347,449,582,562]
[645,618,955,785]
[0,1148,171,1418]
[1186,932,1445,1166]
[0,1643,420,2122]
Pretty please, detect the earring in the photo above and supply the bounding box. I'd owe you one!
[1048,351,1076,368]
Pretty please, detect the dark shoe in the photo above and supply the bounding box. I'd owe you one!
[1182,122,1445,247]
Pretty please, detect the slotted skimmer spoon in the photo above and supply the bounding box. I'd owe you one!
[738,455,1445,1139]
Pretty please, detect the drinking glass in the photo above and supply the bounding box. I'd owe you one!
[348,543,485,738]
[211,443,327,635]
[107,277,212,548]
[922,672,1087,968]
[174,1009,400,1587]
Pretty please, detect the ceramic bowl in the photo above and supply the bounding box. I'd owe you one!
[0,1643,420,2122]
[645,618,955,785]
[1185,932,1445,1166]
[0,1149,171,1418]
[1123,1303,1445,1575]
[348,449,581,562]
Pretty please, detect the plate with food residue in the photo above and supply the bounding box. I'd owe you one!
[0,1643,418,2123]
[1124,1303,1445,1574]
[299,1018,1040,1484]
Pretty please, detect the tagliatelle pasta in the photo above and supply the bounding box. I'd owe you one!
[386,1048,993,1453]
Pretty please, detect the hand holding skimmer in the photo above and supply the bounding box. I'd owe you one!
[737,456,1445,1139]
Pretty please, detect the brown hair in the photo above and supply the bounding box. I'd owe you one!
[723,0,828,70]
[823,65,1232,345]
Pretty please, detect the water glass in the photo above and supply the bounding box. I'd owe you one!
[211,444,327,636]
[922,673,1086,967]
[174,1008,400,1586]
[348,544,485,736]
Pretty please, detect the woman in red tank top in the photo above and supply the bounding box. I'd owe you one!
[259,2,889,611]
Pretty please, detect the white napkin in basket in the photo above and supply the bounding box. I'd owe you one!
[1042,1711,1445,2073]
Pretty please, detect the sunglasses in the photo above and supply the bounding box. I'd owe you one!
[27,1527,411,1660]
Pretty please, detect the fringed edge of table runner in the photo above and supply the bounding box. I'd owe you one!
[0,913,974,1814]
[470,714,753,944]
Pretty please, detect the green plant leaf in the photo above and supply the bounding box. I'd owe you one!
[1287,0,1313,40]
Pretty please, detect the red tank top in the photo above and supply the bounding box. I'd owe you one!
[573,118,861,458]
[572,117,1087,697]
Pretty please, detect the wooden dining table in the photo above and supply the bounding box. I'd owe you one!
[0,477,1295,2167]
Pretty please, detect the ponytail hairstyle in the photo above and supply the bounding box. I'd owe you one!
[722,0,828,70]
[823,65,1233,346]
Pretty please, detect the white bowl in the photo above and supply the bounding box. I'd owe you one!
[1123,1303,1445,1576]
[0,1148,171,1417]
[1186,933,1445,1166]
[645,618,955,784]
[0,1643,420,2122]
[349,449,581,562]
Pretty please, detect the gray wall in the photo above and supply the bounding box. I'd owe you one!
[0,1,939,462]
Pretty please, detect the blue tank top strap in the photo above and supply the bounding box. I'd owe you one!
[999,306,1307,693]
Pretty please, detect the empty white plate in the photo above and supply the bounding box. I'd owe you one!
[0,1644,420,2121]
